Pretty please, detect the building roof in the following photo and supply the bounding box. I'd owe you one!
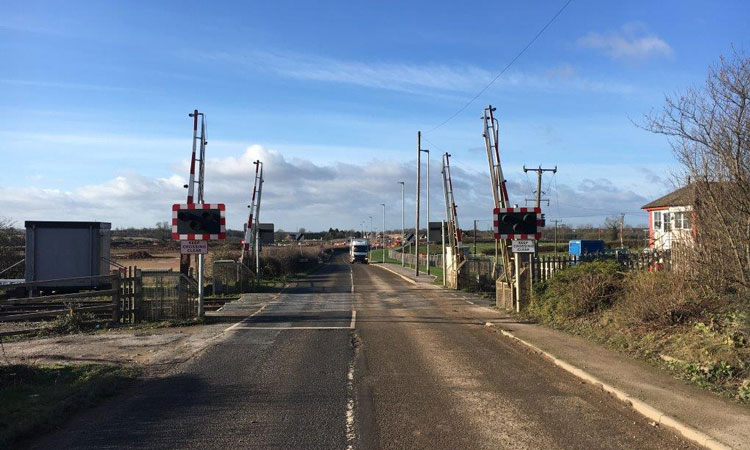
[641,185,694,209]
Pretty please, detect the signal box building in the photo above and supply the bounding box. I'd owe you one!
[641,185,695,250]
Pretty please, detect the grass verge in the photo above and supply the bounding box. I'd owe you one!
[524,262,750,405]
[0,363,138,447]
[369,249,444,284]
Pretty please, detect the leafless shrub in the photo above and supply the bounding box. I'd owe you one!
[0,218,23,278]
[260,246,320,278]
[645,49,750,296]
[616,271,706,328]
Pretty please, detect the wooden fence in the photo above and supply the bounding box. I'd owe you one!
[531,251,672,284]
[0,267,199,326]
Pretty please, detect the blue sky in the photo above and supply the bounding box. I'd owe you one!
[2,0,749,231]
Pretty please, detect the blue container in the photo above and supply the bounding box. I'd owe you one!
[568,240,605,256]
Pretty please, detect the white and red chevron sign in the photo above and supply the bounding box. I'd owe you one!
[493,206,543,240]
[172,203,226,241]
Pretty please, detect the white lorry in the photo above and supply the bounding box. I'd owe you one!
[350,238,370,264]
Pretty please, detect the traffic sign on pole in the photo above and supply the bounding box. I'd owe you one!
[511,239,535,253]
[181,240,208,254]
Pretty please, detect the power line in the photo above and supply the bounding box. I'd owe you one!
[423,0,574,133]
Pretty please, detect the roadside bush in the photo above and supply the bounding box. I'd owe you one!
[49,309,96,334]
[260,247,320,279]
[616,271,705,328]
[530,260,622,323]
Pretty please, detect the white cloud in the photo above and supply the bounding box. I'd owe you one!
[201,50,634,95]
[2,144,652,230]
[577,22,673,61]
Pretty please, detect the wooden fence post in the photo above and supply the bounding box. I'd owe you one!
[134,268,143,323]
[111,271,121,323]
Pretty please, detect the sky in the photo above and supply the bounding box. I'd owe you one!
[2,0,749,232]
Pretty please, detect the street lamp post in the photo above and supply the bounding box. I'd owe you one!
[380,203,386,263]
[369,215,373,261]
[398,181,405,267]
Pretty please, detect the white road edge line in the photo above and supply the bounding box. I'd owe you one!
[498,329,732,450]
[371,263,417,285]
[224,304,267,332]
[345,359,356,450]
[350,266,354,293]
[349,310,357,329]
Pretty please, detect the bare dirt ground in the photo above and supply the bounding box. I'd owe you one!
[1,322,231,377]
[112,249,182,271]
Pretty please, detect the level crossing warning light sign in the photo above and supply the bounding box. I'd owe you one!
[493,207,543,240]
[172,203,226,240]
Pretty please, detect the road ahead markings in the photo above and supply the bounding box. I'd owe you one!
[230,310,357,331]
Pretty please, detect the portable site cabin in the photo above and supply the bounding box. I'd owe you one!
[24,221,112,289]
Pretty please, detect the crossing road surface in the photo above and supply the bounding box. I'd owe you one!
[28,253,694,449]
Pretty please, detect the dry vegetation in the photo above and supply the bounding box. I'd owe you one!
[527,51,750,404]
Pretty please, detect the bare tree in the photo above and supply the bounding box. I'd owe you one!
[0,218,24,278]
[603,216,621,241]
[645,49,750,293]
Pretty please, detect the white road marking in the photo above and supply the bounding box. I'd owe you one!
[230,326,352,330]
[224,304,268,331]
[230,310,357,331]
[350,266,355,293]
[371,263,418,285]
[345,358,356,450]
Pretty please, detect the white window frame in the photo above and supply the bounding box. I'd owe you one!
[653,211,662,231]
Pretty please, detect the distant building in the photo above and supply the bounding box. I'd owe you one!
[641,185,695,250]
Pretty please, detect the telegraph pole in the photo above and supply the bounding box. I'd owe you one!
[473,219,477,255]
[620,213,625,248]
[415,131,421,277]
[420,148,430,275]
[552,219,560,257]
[523,165,557,209]
[523,165,557,258]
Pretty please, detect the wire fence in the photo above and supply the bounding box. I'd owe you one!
[140,270,198,321]
[212,260,254,294]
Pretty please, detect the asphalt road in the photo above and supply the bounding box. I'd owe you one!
[28,253,694,449]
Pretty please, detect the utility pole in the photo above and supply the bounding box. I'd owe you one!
[473,219,477,255]
[620,213,625,248]
[523,165,557,258]
[415,131,421,277]
[420,148,430,275]
[552,219,560,257]
[523,165,557,209]
[398,181,405,267]
[381,203,386,263]
[441,220,446,287]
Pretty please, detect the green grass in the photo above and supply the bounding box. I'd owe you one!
[0,363,138,447]
[369,249,444,284]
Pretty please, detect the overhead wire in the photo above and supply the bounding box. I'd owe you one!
[423,0,574,134]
